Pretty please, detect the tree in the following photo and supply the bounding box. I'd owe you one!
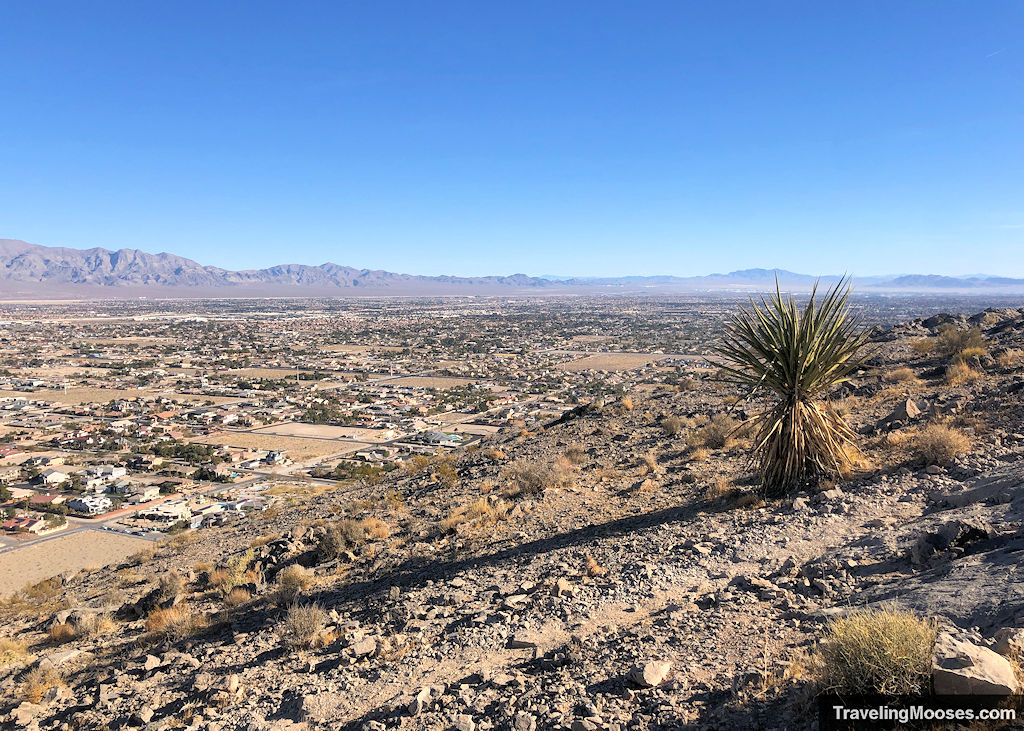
[714,278,870,493]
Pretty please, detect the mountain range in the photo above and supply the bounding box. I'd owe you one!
[1,238,1023,297]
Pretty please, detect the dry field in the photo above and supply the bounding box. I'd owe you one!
[554,353,665,372]
[324,344,407,353]
[192,432,361,461]
[252,423,399,442]
[77,337,176,345]
[0,530,148,598]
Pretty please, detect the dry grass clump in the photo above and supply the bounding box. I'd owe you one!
[209,549,256,595]
[909,338,935,355]
[48,622,76,644]
[816,608,936,695]
[996,349,1024,368]
[661,415,684,436]
[361,516,390,540]
[504,459,573,499]
[484,448,507,461]
[157,571,185,600]
[249,534,276,548]
[274,564,314,606]
[317,519,369,560]
[585,555,606,577]
[911,423,971,465]
[0,637,29,664]
[704,476,736,502]
[619,395,634,411]
[440,497,510,534]
[223,587,251,609]
[883,367,921,384]
[145,604,207,640]
[76,613,115,639]
[944,360,981,386]
[563,445,587,466]
[281,603,327,649]
[21,666,65,703]
[687,414,739,451]
[401,454,432,475]
[129,546,157,565]
[0,578,67,616]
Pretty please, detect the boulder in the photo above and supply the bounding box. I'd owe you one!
[993,628,1024,659]
[932,633,1019,695]
[910,519,992,566]
[630,660,672,687]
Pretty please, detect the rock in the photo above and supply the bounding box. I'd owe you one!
[454,714,475,731]
[911,520,992,565]
[629,660,672,687]
[878,398,921,429]
[791,497,809,512]
[12,702,40,727]
[993,628,1024,659]
[571,721,598,731]
[36,648,85,670]
[932,633,1019,695]
[552,577,573,597]
[143,654,162,671]
[350,638,378,657]
[407,686,432,716]
[508,633,538,649]
[512,712,537,731]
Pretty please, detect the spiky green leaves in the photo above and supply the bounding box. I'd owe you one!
[713,277,869,492]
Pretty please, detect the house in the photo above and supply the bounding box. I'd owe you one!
[88,465,127,480]
[29,492,66,507]
[67,495,112,515]
[2,517,46,534]
[39,469,70,486]
[127,485,161,504]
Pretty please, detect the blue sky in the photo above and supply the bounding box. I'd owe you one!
[1,2,1022,277]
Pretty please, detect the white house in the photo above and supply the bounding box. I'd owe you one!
[68,495,112,515]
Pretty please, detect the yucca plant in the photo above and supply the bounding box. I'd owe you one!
[713,277,870,493]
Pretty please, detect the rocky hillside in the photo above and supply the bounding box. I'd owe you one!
[3,308,1024,730]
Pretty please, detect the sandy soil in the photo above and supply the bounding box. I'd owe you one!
[0,530,148,597]
[192,432,360,461]
[251,423,398,442]
[554,353,666,371]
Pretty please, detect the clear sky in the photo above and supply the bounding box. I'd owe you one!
[1,2,1022,277]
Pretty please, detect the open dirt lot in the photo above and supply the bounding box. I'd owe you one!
[252,423,398,442]
[192,432,361,461]
[0,530,148,598]
[554,353,665,371]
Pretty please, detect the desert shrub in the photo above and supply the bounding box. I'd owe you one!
[911,424,970,465]
[21,666,64,703]
[360,516,390,540]
[504,460,572,498]
[76,613,114,639]
[714,279,868,493]
[883,368,920,384]
[274,564,313,606]
[816,608,936,695]
[146,604,207,640]
[620,395,634,411]
[662,415,684,436]
[129,546,157,565]
[209,550,255,595]
[0,638,28,664]
[281,603,327,649]
[317,519,367,560]
[157,571,185,601]
[687,414,739,450]
[441,497,509,533]
[909,338,935,355]
[484,448,506,461]
[223,587,251,609]
[563,445,587,465]
[401,454,432,476]
[996,349,1024,368]
[944,360,981,386]
[48,622,75,644]
[249,534,275,548]
[704,476,735,502]
[434,459,459,488]
[936,325,986,358]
